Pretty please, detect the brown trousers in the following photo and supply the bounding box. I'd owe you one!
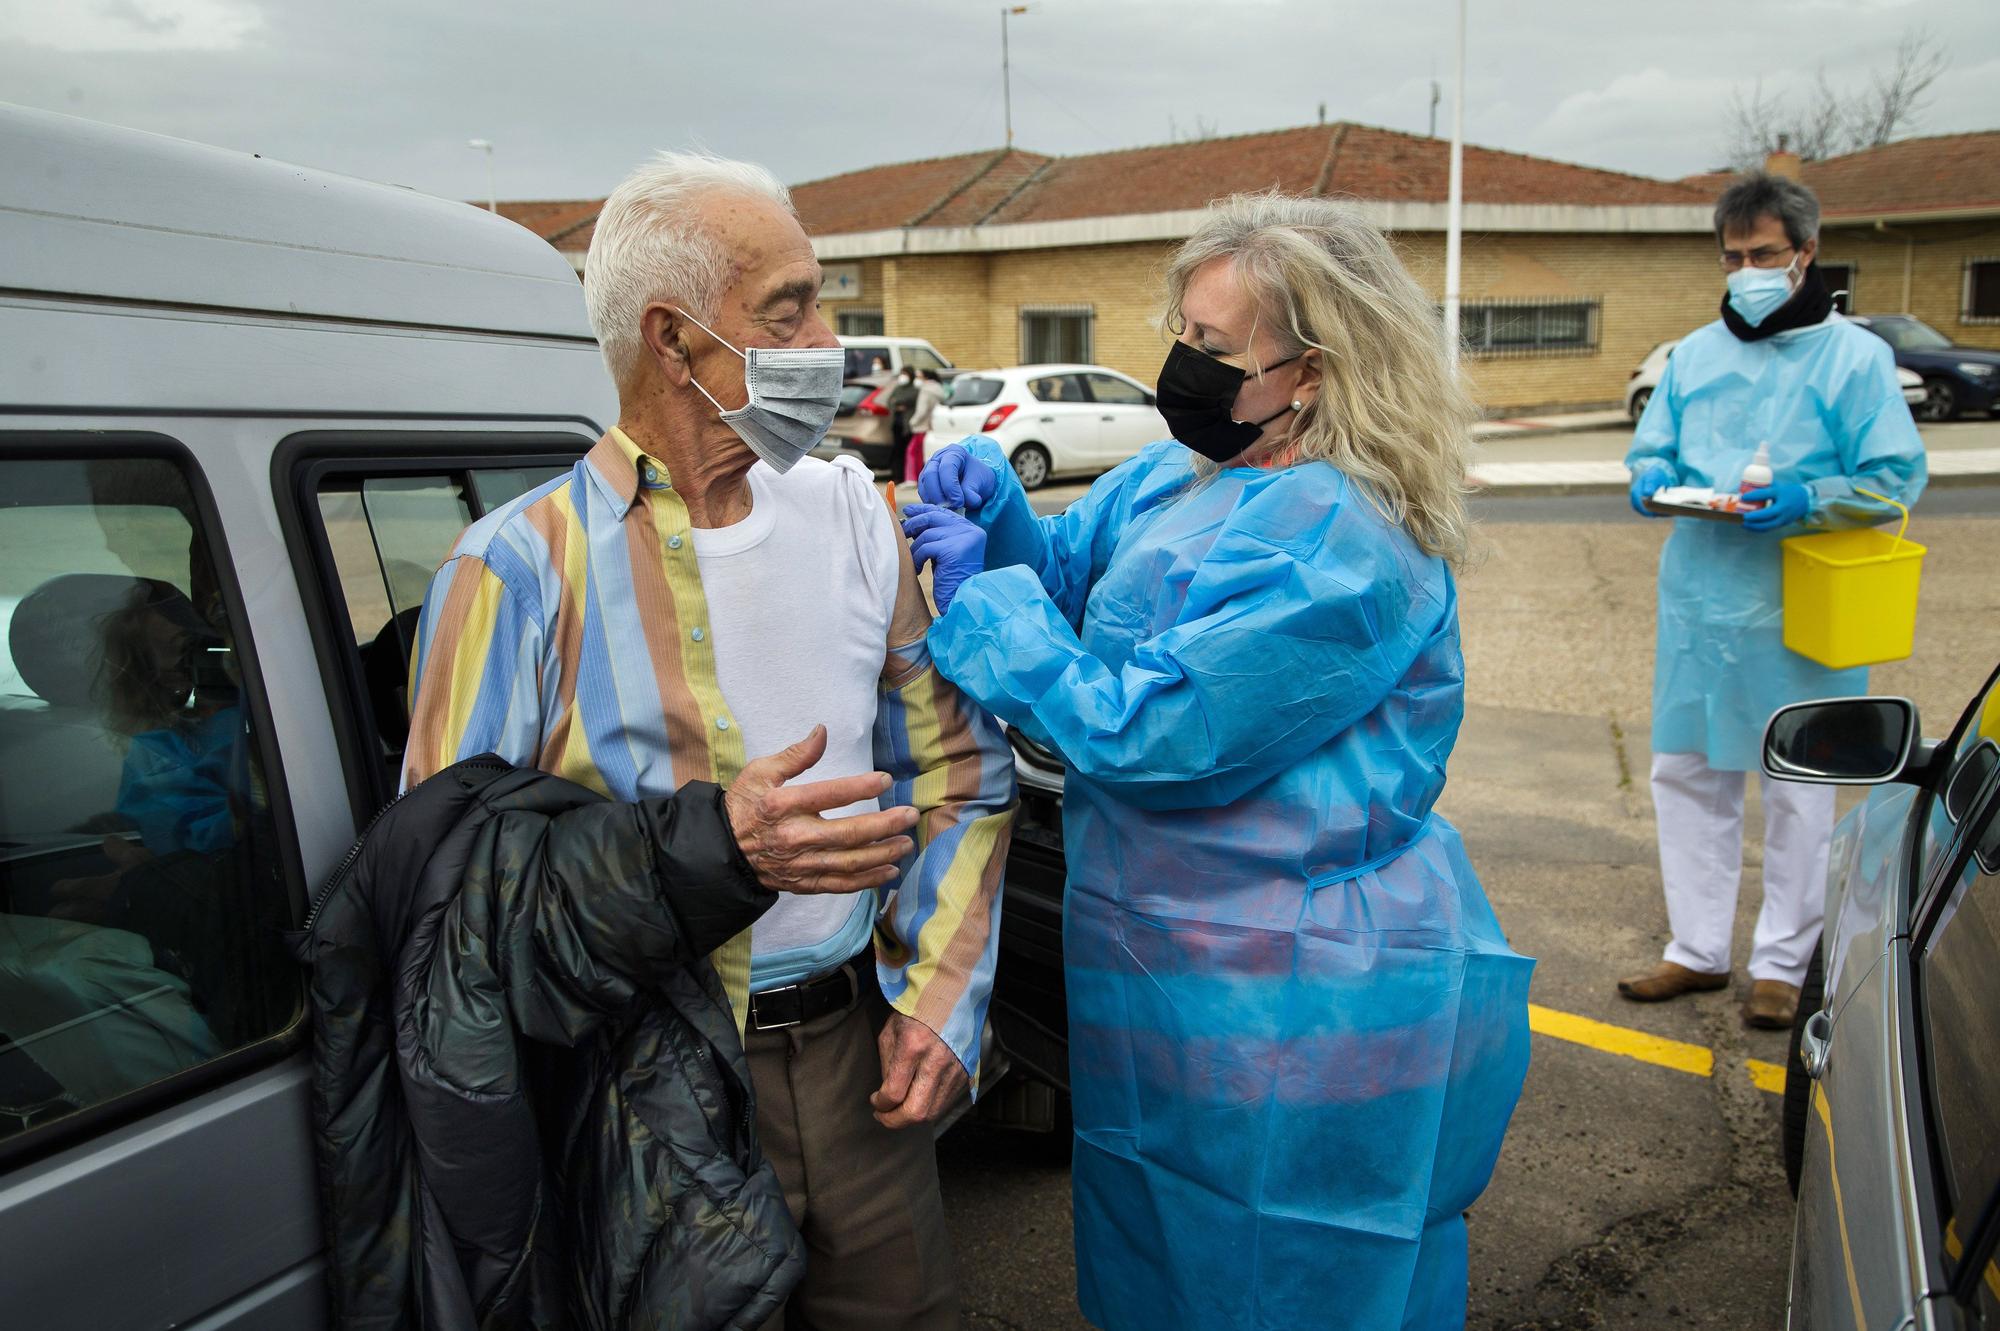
[747,983,960,1331]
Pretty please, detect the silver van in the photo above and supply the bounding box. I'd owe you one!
[0,104,618,1328]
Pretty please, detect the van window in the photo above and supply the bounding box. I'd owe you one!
[902,346,951,372]
[291,442,580,806]
[0,454,296,1145]
[317,477,474,645]
[844,347,888,379]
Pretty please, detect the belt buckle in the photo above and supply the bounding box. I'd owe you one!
[752,985,805,1031]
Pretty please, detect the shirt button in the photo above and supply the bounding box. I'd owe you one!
[667,534,683,550]
[716,717,731,731]
[642,465,659,483]
[691,627,705,642]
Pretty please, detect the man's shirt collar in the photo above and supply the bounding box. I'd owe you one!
[584,426,673,518]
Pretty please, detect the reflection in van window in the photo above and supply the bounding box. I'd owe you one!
[315,466,562,790]
[0,456,296,1142]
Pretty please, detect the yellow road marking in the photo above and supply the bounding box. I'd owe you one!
[1527,1003,1787,1096]
[1528,1003,1714,1077]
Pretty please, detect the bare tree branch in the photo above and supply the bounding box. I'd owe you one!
[1847,28,1947,148]
[1719,27,1948,166]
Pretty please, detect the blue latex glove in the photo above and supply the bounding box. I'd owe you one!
[1629,466,1671,517]
[917,441,1000,511]
[1740,482,1812,532]
[901,503,989,614]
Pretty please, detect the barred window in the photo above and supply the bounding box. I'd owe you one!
[836,309,884,337]
[1964,259,2000,324]
[1458,299,1600,357]
[1021,305,1093,364]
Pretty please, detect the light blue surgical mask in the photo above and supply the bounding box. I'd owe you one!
[1725,259,1800,327]
[676,309,845,474]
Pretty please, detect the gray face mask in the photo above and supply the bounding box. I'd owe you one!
[677,309,845,474]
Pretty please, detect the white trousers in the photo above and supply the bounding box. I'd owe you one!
[1651,751,1835,986]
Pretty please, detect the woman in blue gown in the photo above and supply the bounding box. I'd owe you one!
[903,195,1533,1330]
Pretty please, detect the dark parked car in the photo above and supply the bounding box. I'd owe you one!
[1847,314,2000,421]
[1764,666,2000,1328]
[988,733,1070,1103]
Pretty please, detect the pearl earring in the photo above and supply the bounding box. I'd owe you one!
[1291,400,1304,412]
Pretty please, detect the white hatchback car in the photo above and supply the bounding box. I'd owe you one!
[925,364,1168,489]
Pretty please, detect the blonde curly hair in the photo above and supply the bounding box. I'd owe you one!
[1162,192,1479,567]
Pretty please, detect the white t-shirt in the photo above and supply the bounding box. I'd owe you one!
[688,454,901,987]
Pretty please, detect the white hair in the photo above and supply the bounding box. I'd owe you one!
[582,150,793,387]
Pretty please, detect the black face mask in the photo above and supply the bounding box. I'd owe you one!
[1154,339,1300,463]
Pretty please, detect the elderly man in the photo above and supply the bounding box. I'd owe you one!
[404,150,1015,1330]
[1621,172,1925,1028]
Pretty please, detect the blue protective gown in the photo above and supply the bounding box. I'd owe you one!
[1625,315,1927,771]
[928,438,1533,1331]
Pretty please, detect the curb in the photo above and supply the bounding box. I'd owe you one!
[1472,416,1634,442]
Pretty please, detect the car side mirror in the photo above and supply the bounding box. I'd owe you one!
[1763,696,1921,785]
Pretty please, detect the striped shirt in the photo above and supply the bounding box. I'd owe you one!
[402,427,1016,1079]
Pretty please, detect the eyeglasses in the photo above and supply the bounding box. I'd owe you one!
[1718,245,1796,272]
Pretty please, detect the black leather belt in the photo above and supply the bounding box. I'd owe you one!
[746,951,874,1032]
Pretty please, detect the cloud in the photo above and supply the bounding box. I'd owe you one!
[1531,67,1740,177]
[0,0,262,52]
[0,0,1991,204]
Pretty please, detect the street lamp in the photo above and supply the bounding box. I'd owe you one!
[1001,6,1029,147]
[467,138,495,213]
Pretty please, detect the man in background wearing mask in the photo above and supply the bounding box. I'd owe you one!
[1620,172,1925,1029]
[403,151,1015,1331]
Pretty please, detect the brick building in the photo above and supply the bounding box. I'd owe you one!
[786,123,1721,415]
[490,123,1998,414]
[1687,132,2000,353]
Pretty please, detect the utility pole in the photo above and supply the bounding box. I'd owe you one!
[1443,0,1465,366]
[1002,6,1029,146]
[467,138,496,213]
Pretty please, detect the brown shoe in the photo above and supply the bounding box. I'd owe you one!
[1744,980,1802,1030]
[1616,961,1731,1003]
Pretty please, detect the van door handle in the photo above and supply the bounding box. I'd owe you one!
[1800,1009,1832,1080]
[1038,416,1054,423]
[1101,414,1116,421]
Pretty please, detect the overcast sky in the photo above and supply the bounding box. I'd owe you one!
[3,0,1996,205]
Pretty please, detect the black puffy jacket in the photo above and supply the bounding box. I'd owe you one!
[294,757,805,1329]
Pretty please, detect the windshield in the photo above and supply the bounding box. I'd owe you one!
[1868,318,1952,352]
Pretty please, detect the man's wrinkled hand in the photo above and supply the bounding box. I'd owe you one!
[871,1011,969,1129]
[725,725,918,896]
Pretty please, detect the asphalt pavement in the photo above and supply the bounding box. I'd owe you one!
[932,422,2000,1329]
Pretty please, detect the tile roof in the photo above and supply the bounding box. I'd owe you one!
[1677,170,1737,198]
[787,122,1710,234]
[1802,132,2000,218]
[488,198,602,248]
[1678,133,2000,221]
[788,149,1055,235]
[483,119,1726,256]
